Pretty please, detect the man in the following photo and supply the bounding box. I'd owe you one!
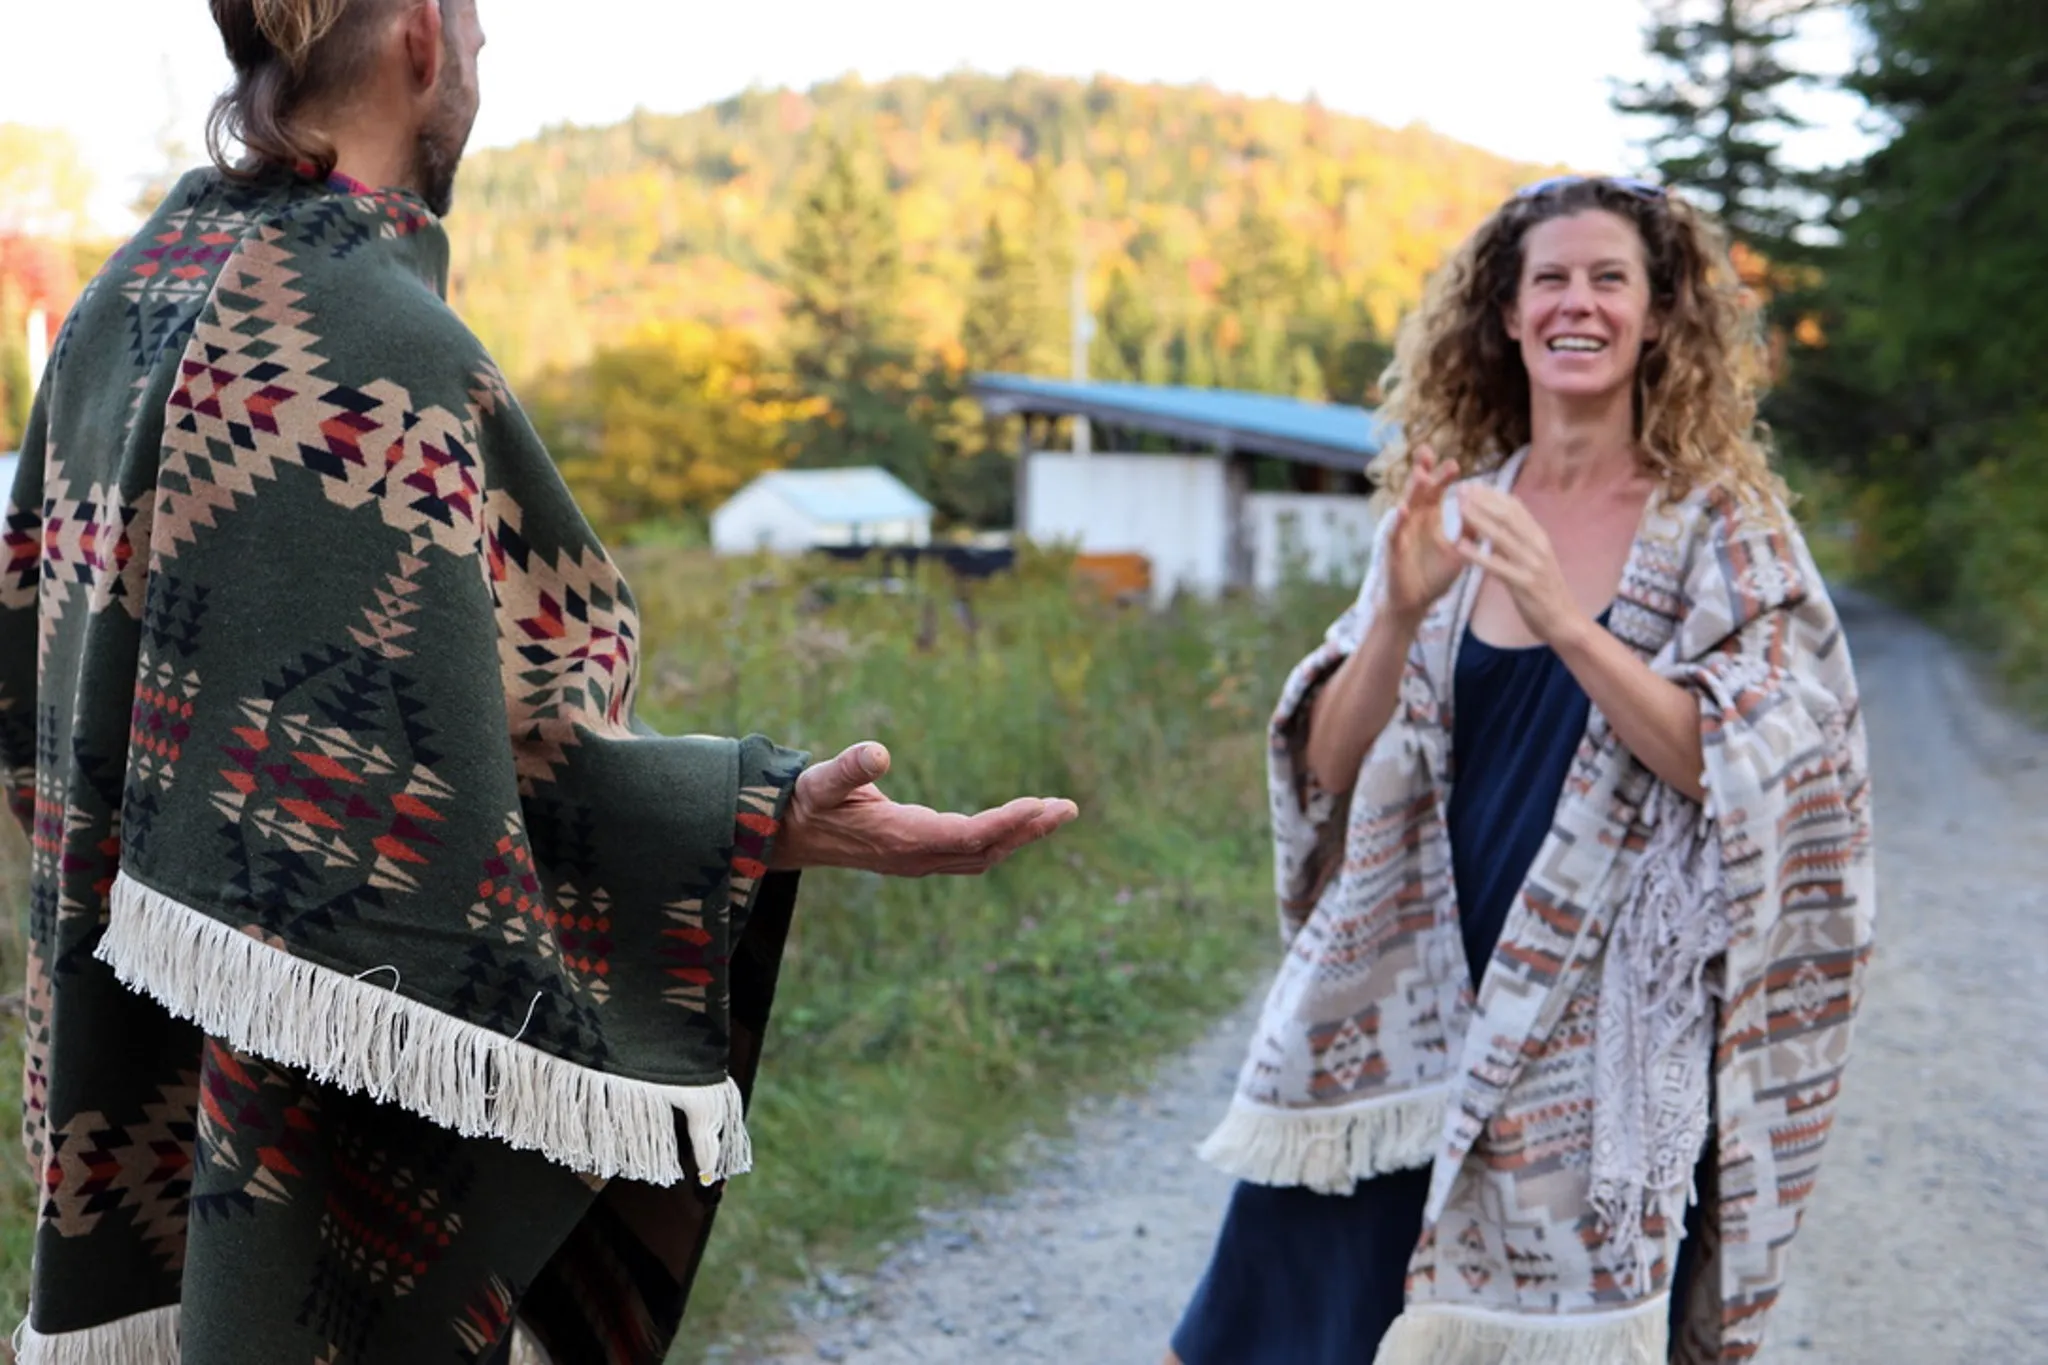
[0,1,1076,1360]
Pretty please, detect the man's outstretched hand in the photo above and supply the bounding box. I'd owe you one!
[771,743,1079,877]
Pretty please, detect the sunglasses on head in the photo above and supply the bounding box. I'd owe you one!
[1514,174,1666,201]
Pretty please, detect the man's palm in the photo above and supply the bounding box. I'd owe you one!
[772,743,1078,877]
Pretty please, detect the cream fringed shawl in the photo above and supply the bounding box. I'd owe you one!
[1198,453,1875,1363]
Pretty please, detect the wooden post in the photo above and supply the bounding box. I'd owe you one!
[1013,421,1034,549]
[1071,260,1093,457]
[1223,449,1252,594]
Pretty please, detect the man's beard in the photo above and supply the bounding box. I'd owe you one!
[413,120,464,219]
[412,69,473,218]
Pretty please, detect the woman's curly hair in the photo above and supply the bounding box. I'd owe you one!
[1370,178,1783,510]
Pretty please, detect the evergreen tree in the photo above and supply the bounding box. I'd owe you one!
[961,213,1047,376]
[1022,163,1077,373]
[1093,266,1156,384]
[1834,0,2048,419]
[937,212,1049,529]
[1612,0,1823,249]
[782,133,936,493]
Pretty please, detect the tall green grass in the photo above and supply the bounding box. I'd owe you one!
[0,817,29,1336]
[619,547,1349,1358]
[0,550,1354,1359]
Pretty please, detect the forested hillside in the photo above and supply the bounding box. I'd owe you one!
[441,73,1540,528]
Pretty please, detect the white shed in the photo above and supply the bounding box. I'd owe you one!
[710,467,934,555]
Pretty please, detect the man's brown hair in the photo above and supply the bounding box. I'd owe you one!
[206,0,415,178]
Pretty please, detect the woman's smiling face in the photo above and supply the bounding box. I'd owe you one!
[1504,209,1662,403]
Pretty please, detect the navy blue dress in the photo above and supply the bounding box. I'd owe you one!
[1173,620,1624,1365]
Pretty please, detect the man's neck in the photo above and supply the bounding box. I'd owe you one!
[325,116,420,198]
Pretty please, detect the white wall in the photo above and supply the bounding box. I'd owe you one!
[710,483,815,554]
[1246,492,1379,593]
[1023,452,1229,605]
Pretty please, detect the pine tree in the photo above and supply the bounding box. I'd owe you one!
[1022,164,1077,367]
[1834,0,2048,417]
[782,133,937,493]
[1612,0,1823,249]
[961,213,1047,376]
[1093,266,1156,384]
[1217,202,1311,394]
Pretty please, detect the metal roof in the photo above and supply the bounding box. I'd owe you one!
[753,467,933,523]
[970,375,1392,470]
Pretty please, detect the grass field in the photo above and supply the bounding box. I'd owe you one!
[0,546,1354,1359]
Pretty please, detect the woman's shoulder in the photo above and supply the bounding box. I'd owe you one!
[1663,473,1802,554]
[1657,476,1832,627]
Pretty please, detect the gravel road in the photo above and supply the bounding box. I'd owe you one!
[757,591,2048,1365]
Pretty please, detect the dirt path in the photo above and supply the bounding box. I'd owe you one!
[758,591,2048,1365]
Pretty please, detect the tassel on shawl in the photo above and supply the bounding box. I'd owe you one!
[96,873,751,1187]
[1588,784,1730,1292]
[1374,1299,1668,1365]
[1196,1089,1447,1194]
[12,1304,180,1365]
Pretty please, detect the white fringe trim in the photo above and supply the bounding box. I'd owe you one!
[96,873,750,1187]
[1374,1298,1668,1365]
[1195,1088,1447,1194]
[509,1325,554,1365]
[12,1303,180,1364]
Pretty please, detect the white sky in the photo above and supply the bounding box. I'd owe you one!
[7,0,1875,235]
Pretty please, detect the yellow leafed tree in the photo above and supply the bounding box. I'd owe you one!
[526,321,823,536]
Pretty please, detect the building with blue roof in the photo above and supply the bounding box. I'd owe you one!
[971,375,1394,471]
[969,374,1388,603]
[711,466,934,555]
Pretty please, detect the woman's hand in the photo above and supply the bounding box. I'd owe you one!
[1382,445,1466,623]
[1452,484,1592,649]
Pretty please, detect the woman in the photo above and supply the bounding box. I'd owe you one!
[1168,177,1875,1365]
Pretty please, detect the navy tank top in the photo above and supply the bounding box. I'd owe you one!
[1446,615,1605,989]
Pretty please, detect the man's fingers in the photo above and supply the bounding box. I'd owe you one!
[946,797,1057,854]
[985,807,1071,863]
[798,741,890,808]
[914,797,1077,871]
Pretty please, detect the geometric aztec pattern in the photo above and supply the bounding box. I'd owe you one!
[2,163,806,1364]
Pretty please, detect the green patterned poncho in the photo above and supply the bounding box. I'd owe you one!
[0,166,808,1364]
